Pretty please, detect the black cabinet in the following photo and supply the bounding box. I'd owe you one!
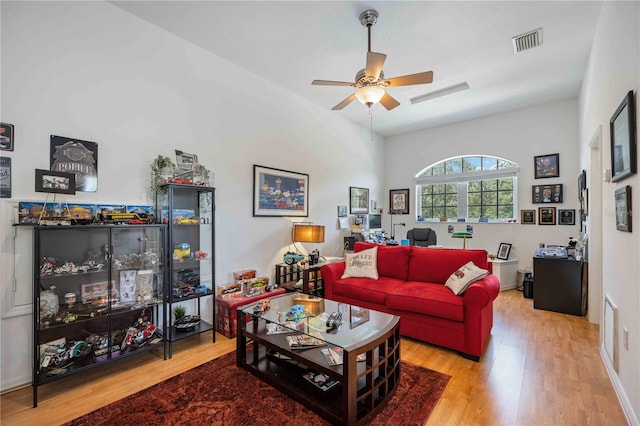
[156,183,215,357]
[533,257,586,316]
[33,225,166,407]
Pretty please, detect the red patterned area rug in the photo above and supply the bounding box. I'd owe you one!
[65,351,450,426]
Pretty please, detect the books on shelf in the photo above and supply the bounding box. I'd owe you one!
[286,334,326,349]
[321,347,366,366]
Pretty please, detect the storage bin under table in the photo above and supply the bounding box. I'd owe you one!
[216,288,286,338]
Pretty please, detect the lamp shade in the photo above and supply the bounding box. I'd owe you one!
[355,85,385,107]
[293,224,325,243]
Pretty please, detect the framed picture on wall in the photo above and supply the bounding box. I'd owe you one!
[50,135,98,192]
[389,188,410,215]
[558,209,576,225]
[538,207,556,225]
[534,153,560,179]
[610,91,636,183]
[349,187,369,214]
[532,184,563,203]
[253,165,309,217]
[615,185,632,232]
[0,122,14,151]
[521,209,536,224]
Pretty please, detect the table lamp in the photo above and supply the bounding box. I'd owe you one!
[293,223,325,265]
[452,231,473,249]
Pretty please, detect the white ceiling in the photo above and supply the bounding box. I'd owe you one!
[112,1,602,137]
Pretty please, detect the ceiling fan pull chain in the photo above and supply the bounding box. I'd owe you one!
[370,107,373,142]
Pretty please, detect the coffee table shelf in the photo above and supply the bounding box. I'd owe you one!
[236,294,400,425]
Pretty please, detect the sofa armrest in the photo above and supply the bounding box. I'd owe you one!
[463,274,500,308]
[320,261,346,300]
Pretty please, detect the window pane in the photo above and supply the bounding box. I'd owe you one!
[463,157,481,172]
[446,193,458,205]
[433,194,445,207]
[433,207,445,218]
[482,157,497,170]
[446,207,458,218]
[433,184,445,194]
[447,158,462,174]
[498,178,513,190]
[446,183,458,193]
[483,180,497,191]
[468,206,481,218]
[482,192,497,204]
[498,191,513,204]
[483,206,497,218]
[468,192,481,205]
[498,206,513,218]
[468,180,481,192]
[432,163,445,176]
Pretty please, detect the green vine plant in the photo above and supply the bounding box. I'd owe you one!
[149,155,175,199]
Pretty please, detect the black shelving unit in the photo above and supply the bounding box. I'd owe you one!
[157,183,216,357]
[33,225,166,407]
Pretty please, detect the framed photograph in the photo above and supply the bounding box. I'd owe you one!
[532,184,563,203]
[497,243,512,260]
[349,306,370,329]
[534,153,560,179]
[610,91,636,183]
[521,209,536,224]
[119,270,137,303]
[558,209,576,225]
[0,122,14,151]
[615,185,632,232]
[370,200,377,212]
[389,188,410,215]
[50,135,98,192]
[578,170,587,202]
[35,169,76,194]
[538,207,557,225]
[337,205,347,217]
[0,157,11,198]
[253,165,309,217]
[349,186,369,214]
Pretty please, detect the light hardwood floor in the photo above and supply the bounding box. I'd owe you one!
[1,289,628,425]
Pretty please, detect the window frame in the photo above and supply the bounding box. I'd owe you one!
[415,156,519,223]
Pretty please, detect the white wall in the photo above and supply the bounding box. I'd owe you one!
[0,1,384,391]
[579,1,640,422]
[385,98,581,270]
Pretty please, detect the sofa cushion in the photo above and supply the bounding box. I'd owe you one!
[386,281,464,322]
[354,242,411,281]
[341,246,378,279]
[332,277,404,305]
[444,261,489,295]
[407,246,489,284]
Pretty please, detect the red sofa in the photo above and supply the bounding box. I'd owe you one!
[321,242,500,361]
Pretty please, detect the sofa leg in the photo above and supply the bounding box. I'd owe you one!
[460,352,480,362]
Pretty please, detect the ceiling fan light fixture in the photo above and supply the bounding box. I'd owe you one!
[355,85,385,107]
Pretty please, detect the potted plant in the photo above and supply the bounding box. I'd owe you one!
[150,155,175,198]
[173,305,186,321]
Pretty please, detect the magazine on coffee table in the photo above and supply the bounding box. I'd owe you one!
[302,371,340,392]
[286,333,326,349]
[321,347,366,366]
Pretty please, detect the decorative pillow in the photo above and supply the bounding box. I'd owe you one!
[341,246,379,280]
[445,261,489,295]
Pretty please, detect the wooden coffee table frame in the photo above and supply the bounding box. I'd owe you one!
[236,301,400,425]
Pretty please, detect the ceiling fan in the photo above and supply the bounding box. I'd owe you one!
[312,9,434,111]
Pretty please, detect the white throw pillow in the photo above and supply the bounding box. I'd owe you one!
[445,261,489,295]
[341,246,379,280]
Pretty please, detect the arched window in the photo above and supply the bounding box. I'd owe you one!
[415,155,519,222]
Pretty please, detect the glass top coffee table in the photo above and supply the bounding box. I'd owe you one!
[236,293,400,425]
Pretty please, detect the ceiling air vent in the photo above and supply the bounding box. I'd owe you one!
[512,28,543,53]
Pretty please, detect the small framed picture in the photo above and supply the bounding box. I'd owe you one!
[532,184,563,203]
[538,207,557,225]
[35,169,76,194]
[0,122,14,151]
[389,188,410,215]
[349,186,369,214]
[610,91,636,183]
[175,150,198,170]
[337,205,347,217]
[521,209,536,224]
[615,185,632,232]
[558,209,576,225]
[534,153,560,179]
[349,306,370,329]
[497,243,512,260]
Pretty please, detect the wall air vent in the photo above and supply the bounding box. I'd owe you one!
[512,28,543,53]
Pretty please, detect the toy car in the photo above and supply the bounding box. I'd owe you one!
[285,304,305,320]
[326,311,342,328]
[283,251,305,265]
[253,299,271,314]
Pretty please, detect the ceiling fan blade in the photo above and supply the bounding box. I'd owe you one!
[379,92,400,110]
[365,52,386,80]
[312,80,355,87]
[384,71,434,87]
[331,93,357,110]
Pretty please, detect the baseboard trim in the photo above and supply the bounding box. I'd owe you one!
[600,345,638,425]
